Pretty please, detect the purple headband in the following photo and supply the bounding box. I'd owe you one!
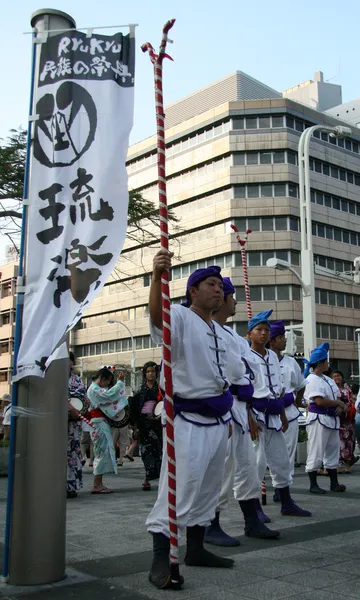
[270,320,285,340]
[182,266,223,307]
[222,277,235,297]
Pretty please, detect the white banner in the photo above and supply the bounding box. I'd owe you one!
[15,30,135,380]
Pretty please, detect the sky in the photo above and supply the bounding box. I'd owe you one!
[1,0,360,257]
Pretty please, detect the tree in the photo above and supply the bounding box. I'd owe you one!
[0,128,179,253]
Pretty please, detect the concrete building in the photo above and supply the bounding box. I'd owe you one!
[0,260,17,397]
[326,98,360,128]
[72,71,360,381]
[283,71,342,112]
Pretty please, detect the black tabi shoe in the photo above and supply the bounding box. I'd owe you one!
[185,526,234,569]
[327,468,346,492]
[239,499,280,539]
[204,512,241,547]
[148,533,184,590]
[308,471,327,494]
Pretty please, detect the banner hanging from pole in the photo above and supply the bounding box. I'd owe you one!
[15,29,135,380]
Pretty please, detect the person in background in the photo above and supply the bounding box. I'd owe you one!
[304,343,347,494]
[124,424,137,461]
[81,419,94,467]
[130,362,163,490]
[1,394,11,441]
[87,367,128,494]
[354,384,360,453]
[332,370,358,473]
[68,352,87,499]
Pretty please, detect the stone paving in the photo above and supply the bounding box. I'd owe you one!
[1,458,360,599]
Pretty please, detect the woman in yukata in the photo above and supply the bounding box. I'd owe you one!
[87,367,128,494]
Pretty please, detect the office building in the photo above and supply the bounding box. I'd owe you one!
[72,71,360,380]
[0,259,17,397]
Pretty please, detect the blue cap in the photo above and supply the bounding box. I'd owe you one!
[248,309,273,331]
[303,342,329,377]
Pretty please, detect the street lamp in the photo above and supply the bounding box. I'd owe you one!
[298,124,352,358]
[266,257,310,296]
[106,319,136,392]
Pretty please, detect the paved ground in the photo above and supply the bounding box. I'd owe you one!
[1,458,360,599]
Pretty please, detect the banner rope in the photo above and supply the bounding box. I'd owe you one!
[142,19,181,587]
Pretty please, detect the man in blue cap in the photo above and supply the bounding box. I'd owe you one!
[304,342,347,494]
[269,321,306,502]
[146,250,234,589]
[248,310,312,519]
[205,277,280,544]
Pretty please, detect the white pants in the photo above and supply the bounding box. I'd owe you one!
[254,427,292,489]
[217,436,235,511]
[283,419,299,479]
[112,427,129,462]
[305,420,340,472]
[147,417,228,536]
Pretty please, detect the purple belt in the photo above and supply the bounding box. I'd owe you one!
[230,383,254,403]
[173,390,233,418]
[251,396,284,426]
[283,392,295,408]
[309,403,337,417]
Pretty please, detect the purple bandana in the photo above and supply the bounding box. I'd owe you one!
[270,320,285,340]
[222,277,235,297]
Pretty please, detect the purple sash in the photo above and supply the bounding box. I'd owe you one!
[309,403,337,417]
[283,392,295,408]
[173,390,233,418]
[230,383,254,403]
[251,396,284,415]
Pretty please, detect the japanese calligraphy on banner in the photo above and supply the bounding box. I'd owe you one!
[15,30,135,380]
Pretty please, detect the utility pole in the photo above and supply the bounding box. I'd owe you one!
[7,9,76,586]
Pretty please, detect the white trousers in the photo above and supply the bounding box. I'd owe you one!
[305,420,340,472]
[254,427,292,489]
[217,421,262,509]
[283,419,299,479]
[146,417,228,537]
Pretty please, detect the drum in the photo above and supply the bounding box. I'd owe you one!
[153,401,164,419]
[68,396,87,416]
[107,404,130,429]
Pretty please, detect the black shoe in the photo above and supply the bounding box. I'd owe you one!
[204,512,240,546]
[240,500,280,539]
[327,468,346,492]
[67,490,77,499]
[279,486,312,517]
[148,533,183,589]
[185,526,234,568]
[308,471,327,494]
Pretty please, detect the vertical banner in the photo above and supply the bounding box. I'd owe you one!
[15,30,135,380]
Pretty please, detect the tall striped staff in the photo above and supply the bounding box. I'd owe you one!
[142,20,181,588]
[231,224,267,506]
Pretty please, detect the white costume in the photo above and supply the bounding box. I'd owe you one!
[249,349,292,489]
[278,355,306,478]
[146,305,231,536]
[218,328,261,506]
[305,373,341,472]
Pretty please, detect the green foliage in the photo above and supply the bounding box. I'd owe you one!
[298,427,308,443]
[0,439,10,448]
[0,128,26,203]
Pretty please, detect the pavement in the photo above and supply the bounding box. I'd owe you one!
[1,458,360,599]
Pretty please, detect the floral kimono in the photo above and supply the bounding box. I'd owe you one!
[68,372,87,493]
[87,380,128,475]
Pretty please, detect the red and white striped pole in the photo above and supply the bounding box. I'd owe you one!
[231,224,267,506]
[142,20,181,587]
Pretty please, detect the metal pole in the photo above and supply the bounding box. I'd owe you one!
[108,319,136,392]
[7,9,76,586]
[298,124,341,358]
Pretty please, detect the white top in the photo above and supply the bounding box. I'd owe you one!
[279,354,306,422]
[150,305,230,425]
[247,348,282,430]
[223,327,253,431]
[304,372,340,430]
[3,405,11,425]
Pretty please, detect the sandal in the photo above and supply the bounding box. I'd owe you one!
[91,487,113,494]
[142,482,152,491]
[125,454,134,462]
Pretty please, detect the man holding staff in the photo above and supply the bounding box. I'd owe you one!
[146,250,234,590]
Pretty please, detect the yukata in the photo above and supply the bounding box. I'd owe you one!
[217,327,261,509]
[338,385,355,464]
[146,304,232,537]
[305,374,341,472]
[67,373,87,493]
[278,355,306,478]
[87,381,128,476]
[130,382,163,481]
[249,349,292,489]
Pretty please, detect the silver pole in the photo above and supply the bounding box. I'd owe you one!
[8,9,76,586]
